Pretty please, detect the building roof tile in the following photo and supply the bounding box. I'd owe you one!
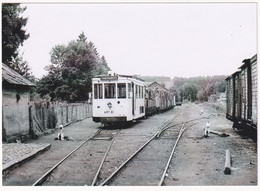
[2,63,35,86]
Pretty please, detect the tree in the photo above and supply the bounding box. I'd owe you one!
[37,32,111,102]
[173,75,227,102]
[10,53,35,82]
[182,83,198,102]
[2,3,29,64]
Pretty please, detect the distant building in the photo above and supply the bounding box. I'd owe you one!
[140,76,174,89]
[2,63,35,142]
[147,81,175,109]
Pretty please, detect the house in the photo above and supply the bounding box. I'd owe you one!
[2,63,35,142]
[147,81,175,110]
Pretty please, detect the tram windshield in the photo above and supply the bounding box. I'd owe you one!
[105,83,116,99]
[117,83,126,98]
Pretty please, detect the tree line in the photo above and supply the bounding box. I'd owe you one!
[172,75,227,102]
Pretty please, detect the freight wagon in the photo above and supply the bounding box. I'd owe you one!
[226,54,257,137]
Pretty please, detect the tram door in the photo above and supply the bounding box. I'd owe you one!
[132,82,136,116]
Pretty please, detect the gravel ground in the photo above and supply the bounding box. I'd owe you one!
[164,103,257,186]
[2,102,258,188]
[2,143,50,166]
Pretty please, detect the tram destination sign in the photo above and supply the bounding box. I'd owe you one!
[100,76,118,81]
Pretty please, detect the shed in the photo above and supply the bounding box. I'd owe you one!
[2,63,35,142]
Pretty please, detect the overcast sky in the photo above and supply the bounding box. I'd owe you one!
[20,3,257,79]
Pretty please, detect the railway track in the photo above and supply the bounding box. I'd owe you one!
[98,116,209,186]
[32,113,210,186]
[32,128,120,186]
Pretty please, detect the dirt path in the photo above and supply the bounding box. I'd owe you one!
[164,103,257,186]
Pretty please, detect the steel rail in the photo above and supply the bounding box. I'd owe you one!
[99,114,213,186]
[158,122,186,186]
[157,116,210,138]
[158,116,211,186]
[98,115,177,186]
[32,129,102,186]
[91,130,120,186]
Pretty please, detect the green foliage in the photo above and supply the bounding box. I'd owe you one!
[182,83,198,102]
[2,3,34,81]
[2,3,29,64]
[173,75,227,102]
[10,53,35,82]
[37,32,110,102]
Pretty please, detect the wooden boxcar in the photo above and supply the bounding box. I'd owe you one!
[226,73,234,120]
[226,54,257,133]
[226,71,242,125]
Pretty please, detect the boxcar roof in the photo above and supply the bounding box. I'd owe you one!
[239,58,251,69]
[225,70,241,80]
[2,63,35,86]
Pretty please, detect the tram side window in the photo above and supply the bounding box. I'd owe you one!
[105,83,116,99]
[94,84,103,99]
[137,85,140,99]
[117,83,126,98]
[128,83,132,99]
[135,85,138,98]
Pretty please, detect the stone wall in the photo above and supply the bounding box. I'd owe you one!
[2,85,31,142]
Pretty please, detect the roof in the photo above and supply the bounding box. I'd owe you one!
[148,81,169,91]
[239,54,257,69]
[2,63,35,86]
[94,73,144,82]
[239,58,251,69]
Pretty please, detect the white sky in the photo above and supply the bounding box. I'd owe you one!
[19,2,257,79]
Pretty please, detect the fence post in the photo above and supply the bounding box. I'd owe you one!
[29,106,33,137]
[66,105,68,123]
[61,106,63,125]
[42,107,45,130]
[76,105,78,121]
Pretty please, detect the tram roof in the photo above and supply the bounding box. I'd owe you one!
[94,74,144,82]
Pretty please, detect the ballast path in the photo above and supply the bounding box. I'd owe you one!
[91,130,121,186]
[32,129,102,186]
[98,114,179,186]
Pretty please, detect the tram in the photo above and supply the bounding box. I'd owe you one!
[92,72,145,124]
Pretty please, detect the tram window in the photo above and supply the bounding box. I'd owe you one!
[128,83,132,99]
[135,85,138,98]
[137,85,140,98]
[94,84,103,99]
[105,83,116,99]
[117,83,126,98]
